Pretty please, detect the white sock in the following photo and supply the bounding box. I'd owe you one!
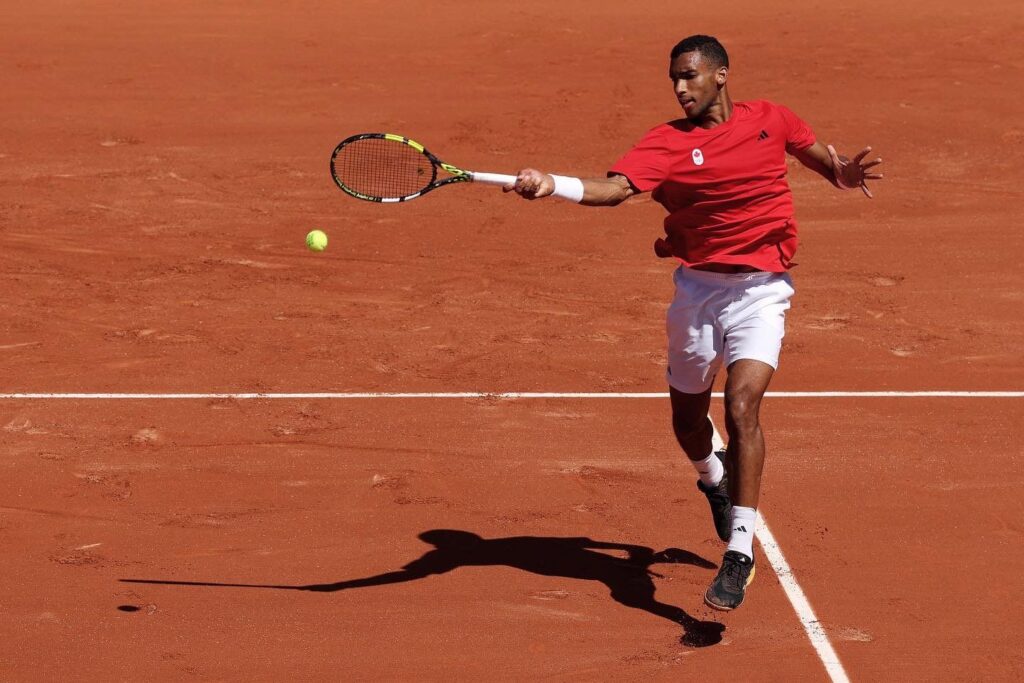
[726,506,757,560]
[691,451,724,487]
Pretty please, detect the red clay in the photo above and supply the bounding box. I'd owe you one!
[1,0,1022,680]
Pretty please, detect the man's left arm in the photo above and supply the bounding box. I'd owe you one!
[791,142,884,198]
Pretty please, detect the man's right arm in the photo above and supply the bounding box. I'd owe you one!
[503,169,638,206]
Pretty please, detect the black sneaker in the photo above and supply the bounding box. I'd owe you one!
[696,449,732,542]
[704,550,756,611]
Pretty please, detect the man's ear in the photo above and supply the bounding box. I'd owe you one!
[716,66,729,86]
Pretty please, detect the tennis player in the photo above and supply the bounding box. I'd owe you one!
[505,34,882,611]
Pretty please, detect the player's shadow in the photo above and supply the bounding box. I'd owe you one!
[122,529,725,647]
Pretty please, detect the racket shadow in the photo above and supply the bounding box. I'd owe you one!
[121,529,724,647]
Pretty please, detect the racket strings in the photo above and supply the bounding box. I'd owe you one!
[334,138,434,199]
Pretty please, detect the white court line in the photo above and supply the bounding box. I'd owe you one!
[0,391,1020,399]
[711,425,850,683]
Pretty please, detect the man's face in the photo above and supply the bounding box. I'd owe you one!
[669,51,727,120]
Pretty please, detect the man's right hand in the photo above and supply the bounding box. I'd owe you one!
[503,168,555,200]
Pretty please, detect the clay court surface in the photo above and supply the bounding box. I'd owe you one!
[2,0,1023,680]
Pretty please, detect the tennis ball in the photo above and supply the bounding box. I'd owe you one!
[306,229,328,252]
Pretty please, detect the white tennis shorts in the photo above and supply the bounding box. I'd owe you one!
[666,266,795,394]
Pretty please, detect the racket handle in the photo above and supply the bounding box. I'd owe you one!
[469,171,518,186]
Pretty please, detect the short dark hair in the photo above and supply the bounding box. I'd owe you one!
[670,35,729,68]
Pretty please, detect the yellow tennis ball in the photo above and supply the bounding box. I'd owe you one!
[306,229,328,252]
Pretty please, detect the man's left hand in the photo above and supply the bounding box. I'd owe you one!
[827,145,884,198]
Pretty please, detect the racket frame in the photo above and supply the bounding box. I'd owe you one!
[330,133,515,203]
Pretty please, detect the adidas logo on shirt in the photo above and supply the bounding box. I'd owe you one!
[758,130,769,141]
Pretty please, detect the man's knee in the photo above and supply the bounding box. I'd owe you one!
[724,386,762,433]
[673,412,710,441]
[669,387,712,438]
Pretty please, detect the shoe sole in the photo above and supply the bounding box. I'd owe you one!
[703,564,756,612]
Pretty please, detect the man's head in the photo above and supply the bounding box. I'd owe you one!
[668,35,730,121]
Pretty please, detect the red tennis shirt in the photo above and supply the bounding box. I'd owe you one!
[608,100,816,272]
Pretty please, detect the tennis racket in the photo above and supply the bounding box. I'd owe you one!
[330,133,516,203]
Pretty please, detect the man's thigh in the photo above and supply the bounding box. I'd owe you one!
[665,270,726,393]
[722,275,794,370]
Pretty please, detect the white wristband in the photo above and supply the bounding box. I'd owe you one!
[549,174,585,203]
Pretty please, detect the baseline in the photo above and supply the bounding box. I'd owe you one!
[0,391,1021,400]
